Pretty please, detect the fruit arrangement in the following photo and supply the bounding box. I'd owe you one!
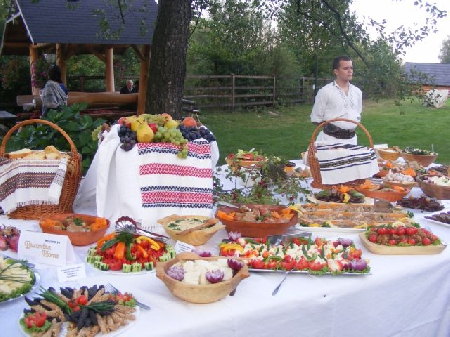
[364,224,441,247]
[396,195,444,212]
[0,225,20,252]
[0,256,36,302]
[87,231,175,272]
[116,114,215,158]
[20,285,137,336]
[219,235,370,274]
[313,185,365,203]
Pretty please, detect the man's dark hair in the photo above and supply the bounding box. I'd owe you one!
[332,56,352,71]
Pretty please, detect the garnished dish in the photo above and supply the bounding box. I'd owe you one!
[86,231,175,273]
[355,180,411,202]
[19,285,138,336]
[425,211,450,227]
[383,171,416,188]
[0,225,20,252]
[294,203,410,231]
[360,224,446,255]
[311,185,366,204]
[0,256,37,303]
[225,149,266,171]
[396,195,444,212]
[219,234,370,275]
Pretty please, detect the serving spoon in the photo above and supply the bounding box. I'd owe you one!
[272,271,290,296]
[115,216,170,243]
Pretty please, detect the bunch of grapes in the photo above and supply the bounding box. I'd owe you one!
[153,126,189,158]
[178,125,216,143]
[118,123,137,151]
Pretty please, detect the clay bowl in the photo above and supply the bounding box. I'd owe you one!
[401,153,438,167]
[156,252,250,304]
[158,215,225,246]
[355,186,411,203]
[39,214,110,246]
[215,204,298,237]
[417,175,450,200]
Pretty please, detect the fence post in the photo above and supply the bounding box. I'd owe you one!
[231,74,235,111]
[273,75,276,105]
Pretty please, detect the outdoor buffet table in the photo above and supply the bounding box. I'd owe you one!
[1,181,450,336]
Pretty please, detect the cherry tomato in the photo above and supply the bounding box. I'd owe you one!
[266,260,279,270]
[408,238,417,245]
[34,312,47,328]
[283,255,293,263]
[406,227,418,235]
[388,228,397,235]
[377,228,388,235]
[309,261,326,271]
[280,260,295,270]
[250,259,265,269]
[368,234,377,243]
[422,237,432,246]
[77,295,88,306]
[388,239,397,245]
[296,257,310,270]
[397,227,406,235]
[107,260,123,271]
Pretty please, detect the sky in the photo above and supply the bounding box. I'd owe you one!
[350,0,450,63]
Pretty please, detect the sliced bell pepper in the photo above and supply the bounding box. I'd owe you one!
[114,241,126,260]
[136,236,161,250]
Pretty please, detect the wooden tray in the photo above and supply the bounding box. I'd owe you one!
[359,233,447,255]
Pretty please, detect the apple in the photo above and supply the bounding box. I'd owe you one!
[148,123,158,133]
[165,119,179,129]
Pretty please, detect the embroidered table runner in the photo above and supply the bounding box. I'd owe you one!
[137,141,214,221]
[315,143,378,185]
[0,156,68,213]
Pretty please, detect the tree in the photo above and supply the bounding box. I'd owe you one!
[439,36,450,63]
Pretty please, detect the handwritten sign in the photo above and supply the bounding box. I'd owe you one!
[174,240,195,254]
[57,263,86,282]
[18,231,75,266]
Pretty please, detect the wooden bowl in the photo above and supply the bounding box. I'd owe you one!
[359,233,446,255]
[401,153,438,167]
[157,215,226,246]
[39,214,110,246]
[417,176,450,200]
[377,148,401,161]
[382,179,417,189]
[355,186,411,202]
[215,205,298,237]
[156,252,250,304]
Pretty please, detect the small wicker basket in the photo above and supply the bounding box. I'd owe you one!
[307,118,374,189]
[0,119,81,220]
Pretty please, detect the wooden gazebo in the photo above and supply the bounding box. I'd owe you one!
[0,0,158,114]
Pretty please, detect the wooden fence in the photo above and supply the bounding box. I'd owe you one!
[66,74,333,110]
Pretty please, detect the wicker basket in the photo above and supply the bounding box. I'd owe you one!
[0,119,81,220]
[377,148,401,161]
[156,252,250,304]
[417,176,450,200]
[307,118,374,189]
[401,153,438,167]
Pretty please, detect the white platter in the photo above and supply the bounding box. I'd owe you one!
[86,261,154,275]
[0,269,40,305]
[423,211,450,228]
[295,224,366,233]
[248,268,370,276]
[19,305,140,337]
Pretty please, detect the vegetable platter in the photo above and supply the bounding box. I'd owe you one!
[218,234,370,275]
[86,231,175,273]
[0,256,38,303]
[360,224,446,255]
[18,285,139,336]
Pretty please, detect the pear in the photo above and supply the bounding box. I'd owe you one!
[136,122,154,143]
[165,119,179,129]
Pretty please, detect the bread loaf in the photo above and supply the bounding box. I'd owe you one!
[7,148,32,159]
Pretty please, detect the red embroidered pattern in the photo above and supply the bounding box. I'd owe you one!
[139,163,212,178]
[141,191,213,204]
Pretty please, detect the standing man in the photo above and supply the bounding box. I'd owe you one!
[120,79,137,94]
[310,56,362,145]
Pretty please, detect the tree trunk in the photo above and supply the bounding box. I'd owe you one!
[145,0,191,119]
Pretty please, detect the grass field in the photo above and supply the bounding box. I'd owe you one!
[200,98,450,165]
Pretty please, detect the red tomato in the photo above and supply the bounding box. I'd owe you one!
[309,261,325,271]
[408,238,417,245]
[139,240,150,249]
[296,257,310,270]
[397,227,406,235]
[283,255,293,263]
[107,260,123,271]
[280,260,295,270]
[377,228,388,235]
[77,295,88,306]
[422,237,432,246]
[406,227,418,235]
[104,247,116,258]
[250,259,265,269]
[266,261,279,270]
[388,239,397,245]
[34,312,47,328]
[314,238,325,247]
[292,238,307,246]
[399,238,408,244]
[368,234,377,243]
[388,228,397,235]
[24,312,46,329]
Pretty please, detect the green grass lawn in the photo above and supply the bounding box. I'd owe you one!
[200,98,450,165]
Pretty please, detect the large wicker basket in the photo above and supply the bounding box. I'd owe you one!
[0,119,81,219]
[307,118,374,189]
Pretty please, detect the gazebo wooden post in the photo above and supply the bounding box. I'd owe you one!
[105,47,115,92]
[29,46,39,95]
[56,43,67,85]
[137,45,151,115]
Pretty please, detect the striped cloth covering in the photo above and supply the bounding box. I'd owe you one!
[315,142,378,185]
[0,156,68,213]
[137,140,214,221]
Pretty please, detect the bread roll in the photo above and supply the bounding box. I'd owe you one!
[7,148,32,159]
[24,151,46,160]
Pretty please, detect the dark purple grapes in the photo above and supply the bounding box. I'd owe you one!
[179,125,216,143]
[118,124,137,151]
